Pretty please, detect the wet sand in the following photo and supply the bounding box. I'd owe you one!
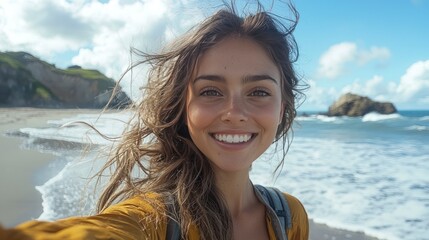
[0,108,100,227]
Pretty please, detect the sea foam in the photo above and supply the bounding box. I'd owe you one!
[362,112,402,122]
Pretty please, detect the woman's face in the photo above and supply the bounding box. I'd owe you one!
[186,36,283,175]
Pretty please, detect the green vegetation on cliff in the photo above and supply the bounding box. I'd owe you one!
[0,51,130,108]
[60,68,116,90]
[0,52,25,70]
[0,52,55,104]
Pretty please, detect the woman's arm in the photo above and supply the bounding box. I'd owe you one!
[0,195,166,240]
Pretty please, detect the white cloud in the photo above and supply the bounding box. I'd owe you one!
[0,0,93,56]
[336,60,429,108]
[317,42,357,79]
[317,42,391,79]
[395,60,429,102]
[356,47,391,66]
[0,0,205,99]
[341,75,388,101]
[301,79,338,110]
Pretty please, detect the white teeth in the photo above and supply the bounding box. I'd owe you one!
[213,134,252,143]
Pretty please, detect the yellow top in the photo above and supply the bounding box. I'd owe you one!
[0,192,308,240]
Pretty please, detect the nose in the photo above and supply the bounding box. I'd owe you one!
[221,96,248,123]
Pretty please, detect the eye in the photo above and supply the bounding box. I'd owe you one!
[249,88,271,97]
[200,87,222,96]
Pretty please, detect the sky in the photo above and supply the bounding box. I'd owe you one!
[0,0,428,111]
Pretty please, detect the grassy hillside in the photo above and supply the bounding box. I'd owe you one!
[0,51,128,107]
[59,67,116,90]
[0,52,25,69]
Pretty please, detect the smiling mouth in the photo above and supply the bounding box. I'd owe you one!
[212,133,254,144]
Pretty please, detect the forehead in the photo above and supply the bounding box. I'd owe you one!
[193,36,281,80]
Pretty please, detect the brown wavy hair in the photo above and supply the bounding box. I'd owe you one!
[96,1,302,239]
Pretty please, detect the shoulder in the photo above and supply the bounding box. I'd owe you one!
[102,192,167,226]
[104,192,164,215]
[283,192,309,240]
[282,193,307,218]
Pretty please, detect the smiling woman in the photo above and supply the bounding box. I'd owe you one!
[186,36,284,175]
[0,1,308,240]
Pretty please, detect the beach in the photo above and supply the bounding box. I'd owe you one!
[0,108,101,227]
[0,107,382,239]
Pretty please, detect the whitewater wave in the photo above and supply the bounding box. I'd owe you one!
[18,112,131,146]
[316,115,342,123]
[362,112,402,122]
[405,125,429,131]
[36,156,103,220]
[296,114,344,123]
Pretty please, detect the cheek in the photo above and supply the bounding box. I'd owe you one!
[186,101,214,132]
[255,106,282,141]
[254,102,283,126]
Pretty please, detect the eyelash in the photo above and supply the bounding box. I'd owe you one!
[199,87,271,97]
[249,88,270,97]
[200,87,222,96]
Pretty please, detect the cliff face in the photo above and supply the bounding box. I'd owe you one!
[0,51,131,108]
[327,93,397,117]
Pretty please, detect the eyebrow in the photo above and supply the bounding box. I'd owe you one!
[193,74,278,85]
[244,74,278,84]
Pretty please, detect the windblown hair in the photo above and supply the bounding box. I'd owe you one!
[96,2,302,240]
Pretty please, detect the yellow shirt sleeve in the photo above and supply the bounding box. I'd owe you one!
[285,193,309,240]
[0,194,167,240]
[0,192,308,240]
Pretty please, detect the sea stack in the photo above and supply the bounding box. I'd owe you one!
[327,93,397,117]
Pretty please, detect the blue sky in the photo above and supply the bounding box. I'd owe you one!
[1,0,428,110]
[293,0,429,110]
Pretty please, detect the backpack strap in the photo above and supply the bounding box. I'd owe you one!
[165,198,181,240]
[166,216,180,240]
[166,186,292,240]
[255,185,292,239]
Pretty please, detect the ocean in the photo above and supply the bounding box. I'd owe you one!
[12,110,429,240]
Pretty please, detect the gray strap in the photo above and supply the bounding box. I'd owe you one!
[268,187,292,229]
[255,185,291,240]
[166,186,291,240]
[165,199,181,240]
[166,217,180,240]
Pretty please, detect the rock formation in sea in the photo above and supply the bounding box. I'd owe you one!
[0,51,131,108]
[327,93,397,117]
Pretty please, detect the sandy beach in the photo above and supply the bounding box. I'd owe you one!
[0,108,381,239]
[0,108,101,227]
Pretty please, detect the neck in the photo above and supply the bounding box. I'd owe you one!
[214,170,257,218]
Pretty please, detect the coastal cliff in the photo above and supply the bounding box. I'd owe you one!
[0,51,130,108]
[327,93,397,117]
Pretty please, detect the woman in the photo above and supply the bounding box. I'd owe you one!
[1,2,308,240]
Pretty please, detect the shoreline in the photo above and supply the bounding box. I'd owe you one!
[0,108,102,227]
[0,132,54,226]
[0,108,382,239]
[309,219,382,240]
